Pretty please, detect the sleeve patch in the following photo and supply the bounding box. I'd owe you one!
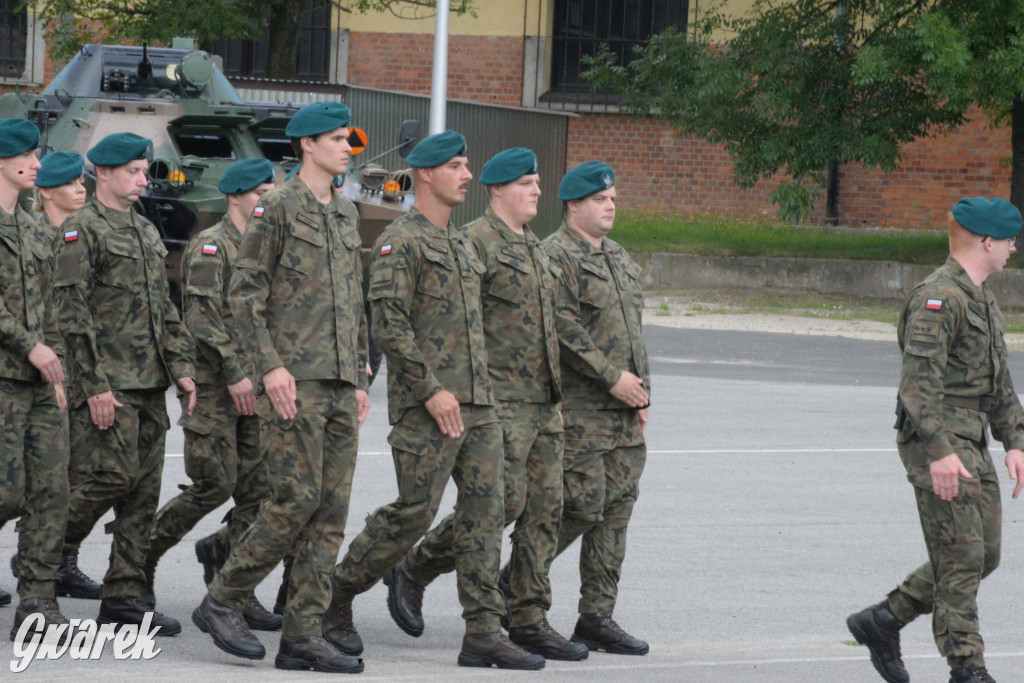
[925,299,942,311]
[202,244,218,255]
[380,244,392,255]
[252,206,265,218]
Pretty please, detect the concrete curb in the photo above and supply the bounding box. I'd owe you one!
[637,252,1024,310]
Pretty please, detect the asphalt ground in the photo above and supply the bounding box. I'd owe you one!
[4,323,1024,681]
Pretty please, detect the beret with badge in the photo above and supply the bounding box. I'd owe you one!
[405,130,467,169]
[952,196,1022,239]
[87,132,151,168]
[285,101,351,138]
[479,147,538,186]
[558,160,615,201]
[36,151,84,188]
[218,158,276,195]
[0,118,40,158]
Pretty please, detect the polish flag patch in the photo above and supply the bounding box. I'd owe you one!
[926,299,943,311]
[64,230,78,242]
[380,244,392,255]
[252,206,265,218]
[202,244,218,255]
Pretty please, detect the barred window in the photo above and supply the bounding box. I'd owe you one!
[1,0,28,79]
[549,0,687,99]
[214,0,332,82]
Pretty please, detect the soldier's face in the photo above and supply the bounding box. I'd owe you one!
[304,127,351,178]
[985,235,1016,273]
[99,160,149,209]
[0,149,41,192]
[569,187,616,239]
[41,176,86,214]
[492,173,541,227]
[425,156,473,208]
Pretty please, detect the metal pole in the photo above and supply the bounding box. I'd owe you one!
[429,0,450,134]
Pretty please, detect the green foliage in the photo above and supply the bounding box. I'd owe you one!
[25,0,475,62]
[611,211,950,265]
[585,0,1024,220]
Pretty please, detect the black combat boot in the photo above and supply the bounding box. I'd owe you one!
[192,594,265,659]
[846,601,910,683]
[9,597,72,643]
[194,533,228,586]
[56,549,101,599]
[383,559,424,637]
[0,587,10,608]
[275,636,364,673]
[572,612,649,655]
[98,595,181,636]
[322,593,363,656]
[273,555,292,615]
[458,631,545,670]
[950,666,996,683]
[509,618,589,661]
[243,593,282,631]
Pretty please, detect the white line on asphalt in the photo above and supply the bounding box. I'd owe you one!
[647,447,894,454]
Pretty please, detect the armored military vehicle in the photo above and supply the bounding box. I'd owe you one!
[0,41,418,380]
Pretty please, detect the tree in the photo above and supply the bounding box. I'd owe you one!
[28,0,475,77]
[585,0,1024,223]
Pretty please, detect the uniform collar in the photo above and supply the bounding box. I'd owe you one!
[90,197,140,228]
[217,215,243,246]
[289,176,346,218]
[483,206,533,245]
[557,221,605,257]
[946,255,986,302]
[408,206,455,239]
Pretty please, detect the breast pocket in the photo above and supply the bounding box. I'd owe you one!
[487,252,530,305]
[100,235,143,289]
[578,259,613,310]
[417,248,456,299]
[282,223,325,276]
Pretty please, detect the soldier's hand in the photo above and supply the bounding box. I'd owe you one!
[28,343,64,385]
[366,362,373,377]
[1005,449,1024,499]
[609,370,648,407]
[177,377,197,416]
[228,378,256,416]
[87,391,123,430]
[54,382,67,413]
[355,389,370,428]
[264,366,297,420]
[929,452,972,501]
[425,389,463,438]
[638,407,649,433]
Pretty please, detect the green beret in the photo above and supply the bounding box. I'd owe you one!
[406,130,467,169]
[0,118,39,158]
[558,161,615,201]
[283,163,345,188]
[35,151,84,188]
[218,158,276,195]
[479,147,538,186]
[285,101,351,138]
[87,132,150,167]
[952,196,1022,239]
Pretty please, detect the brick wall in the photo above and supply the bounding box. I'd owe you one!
[568,110,1012,229]
[348,32,524,107]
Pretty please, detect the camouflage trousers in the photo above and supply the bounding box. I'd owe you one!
[63,387,169,599]
[886,435,1000,670]
[148,383,266,561]
[210,380,358,638]
[404,401,563,628]
[332,404,505,634]
[555,408,646,615]
[0,379,68,600]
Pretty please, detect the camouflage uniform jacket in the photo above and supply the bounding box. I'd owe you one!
[462,207,560,404]
[52,198,195,406]
[0,205,63,382]
[897,255,1024,462]
[543,222,649,410]
[368,207,491,424]
[229,177,368,390]
[34,212,59,245]
[182,217,252,386]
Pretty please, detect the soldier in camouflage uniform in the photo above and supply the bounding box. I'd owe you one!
[543,162,651,656]
[0,118,71,638]
[193,101,368,674]
[325,132,543,671]
[847,197,1024,683]
[34,151,87,242]
[386,148,585,662]
[143,158,280,631]
[51,132,197,636]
